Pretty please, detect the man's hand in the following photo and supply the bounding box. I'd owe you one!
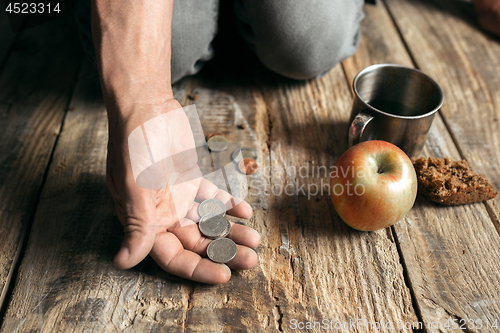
[106,100,260,284]
[91,0,260,284]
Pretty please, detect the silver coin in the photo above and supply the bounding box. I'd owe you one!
[199,212,219,224]
[207,135,229,152]
[231,147,258,163]
[207,238,237,263]
[198,198,226,217]
[219,219,232,238]
[199,214,228,239]
[198,214,231,237]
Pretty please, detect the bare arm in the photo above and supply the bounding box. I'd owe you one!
[89,0,259,283]
[91,0,177,134]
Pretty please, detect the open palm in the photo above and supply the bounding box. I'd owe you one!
[106,100,260,284]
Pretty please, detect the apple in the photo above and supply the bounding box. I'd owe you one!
[330,140,417,231]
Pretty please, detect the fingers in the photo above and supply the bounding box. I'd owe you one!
[226,245,258,270]
[225,222,261,249]
[114,220,156,269]
[169,219,260,270]
[171,219,260,249]
[113,190,157,270]
[150,231,231,284]
[194,178,253,219]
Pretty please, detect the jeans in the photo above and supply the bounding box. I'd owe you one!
[75,0,364,82]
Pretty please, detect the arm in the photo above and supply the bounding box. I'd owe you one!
[90,0,260,284]
[91,0,181,271]
[91,0,177,135]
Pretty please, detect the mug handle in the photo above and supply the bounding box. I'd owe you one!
[348,111,374,148]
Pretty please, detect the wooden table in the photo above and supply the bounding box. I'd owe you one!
[0,1,499,332]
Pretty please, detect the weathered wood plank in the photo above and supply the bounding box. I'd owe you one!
[0,59,278,332]
[383,0,500,223]
[344,3,500,331]
[1,42,418,333]
[251,59,419,331]
[0,61,192,333]
[253,68,419,332]
[9,2,500,331]
[180,77,279,332]
[0,14,82,315]
[188,30,419,330]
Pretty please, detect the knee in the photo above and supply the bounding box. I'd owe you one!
[170,0,218,83]
[257,30,360,81]
[76,0,218,84]
[236,0,364,80]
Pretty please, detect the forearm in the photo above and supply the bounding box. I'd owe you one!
[91,0,175,125]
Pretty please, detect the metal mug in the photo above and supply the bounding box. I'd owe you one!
[348,64,444,157]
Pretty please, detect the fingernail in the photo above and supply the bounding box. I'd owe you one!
[115,246,130,262]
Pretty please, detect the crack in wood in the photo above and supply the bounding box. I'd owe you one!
[182,284,195,333]
[0,50,83,328]
[484,201,500,236]
[264,98,273,152]
[272,299,284,332]
[390,225,426,333]
[420,295,475,333]
[258,85,301,332]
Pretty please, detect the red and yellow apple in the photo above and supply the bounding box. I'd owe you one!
[330,140,417,231]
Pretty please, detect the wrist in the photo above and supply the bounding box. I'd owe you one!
[106,97,181,141]
[100,70,174,113]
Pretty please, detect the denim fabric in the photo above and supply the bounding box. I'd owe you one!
[75,0,364,82]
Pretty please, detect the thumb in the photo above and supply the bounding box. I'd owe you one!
[114,191,157,269]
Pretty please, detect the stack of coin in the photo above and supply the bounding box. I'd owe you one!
[199,213,231,239]
[199,135,259,263]
[198,198,237,264]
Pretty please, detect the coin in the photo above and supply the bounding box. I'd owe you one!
[206,132,223,141]
[198,213,232,238]
[199,214,229,239]
[199,212,219,224]
[198,198,226,217]
[220,219,232,238]
[231,147,258,163]
[207,238,237,263]
[207,135,229,152]
[238,158,258,175]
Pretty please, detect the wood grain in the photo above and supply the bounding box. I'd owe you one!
[3,1,499,331]
[253,64,419,330]
[1,61,190,333]
[383,0,500,222]
[184,68,420,331]
[1,47,418,333]
[180,77,280,333]
[0,60,278,332]
[0,14,82,315]
[344,3,500,331]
